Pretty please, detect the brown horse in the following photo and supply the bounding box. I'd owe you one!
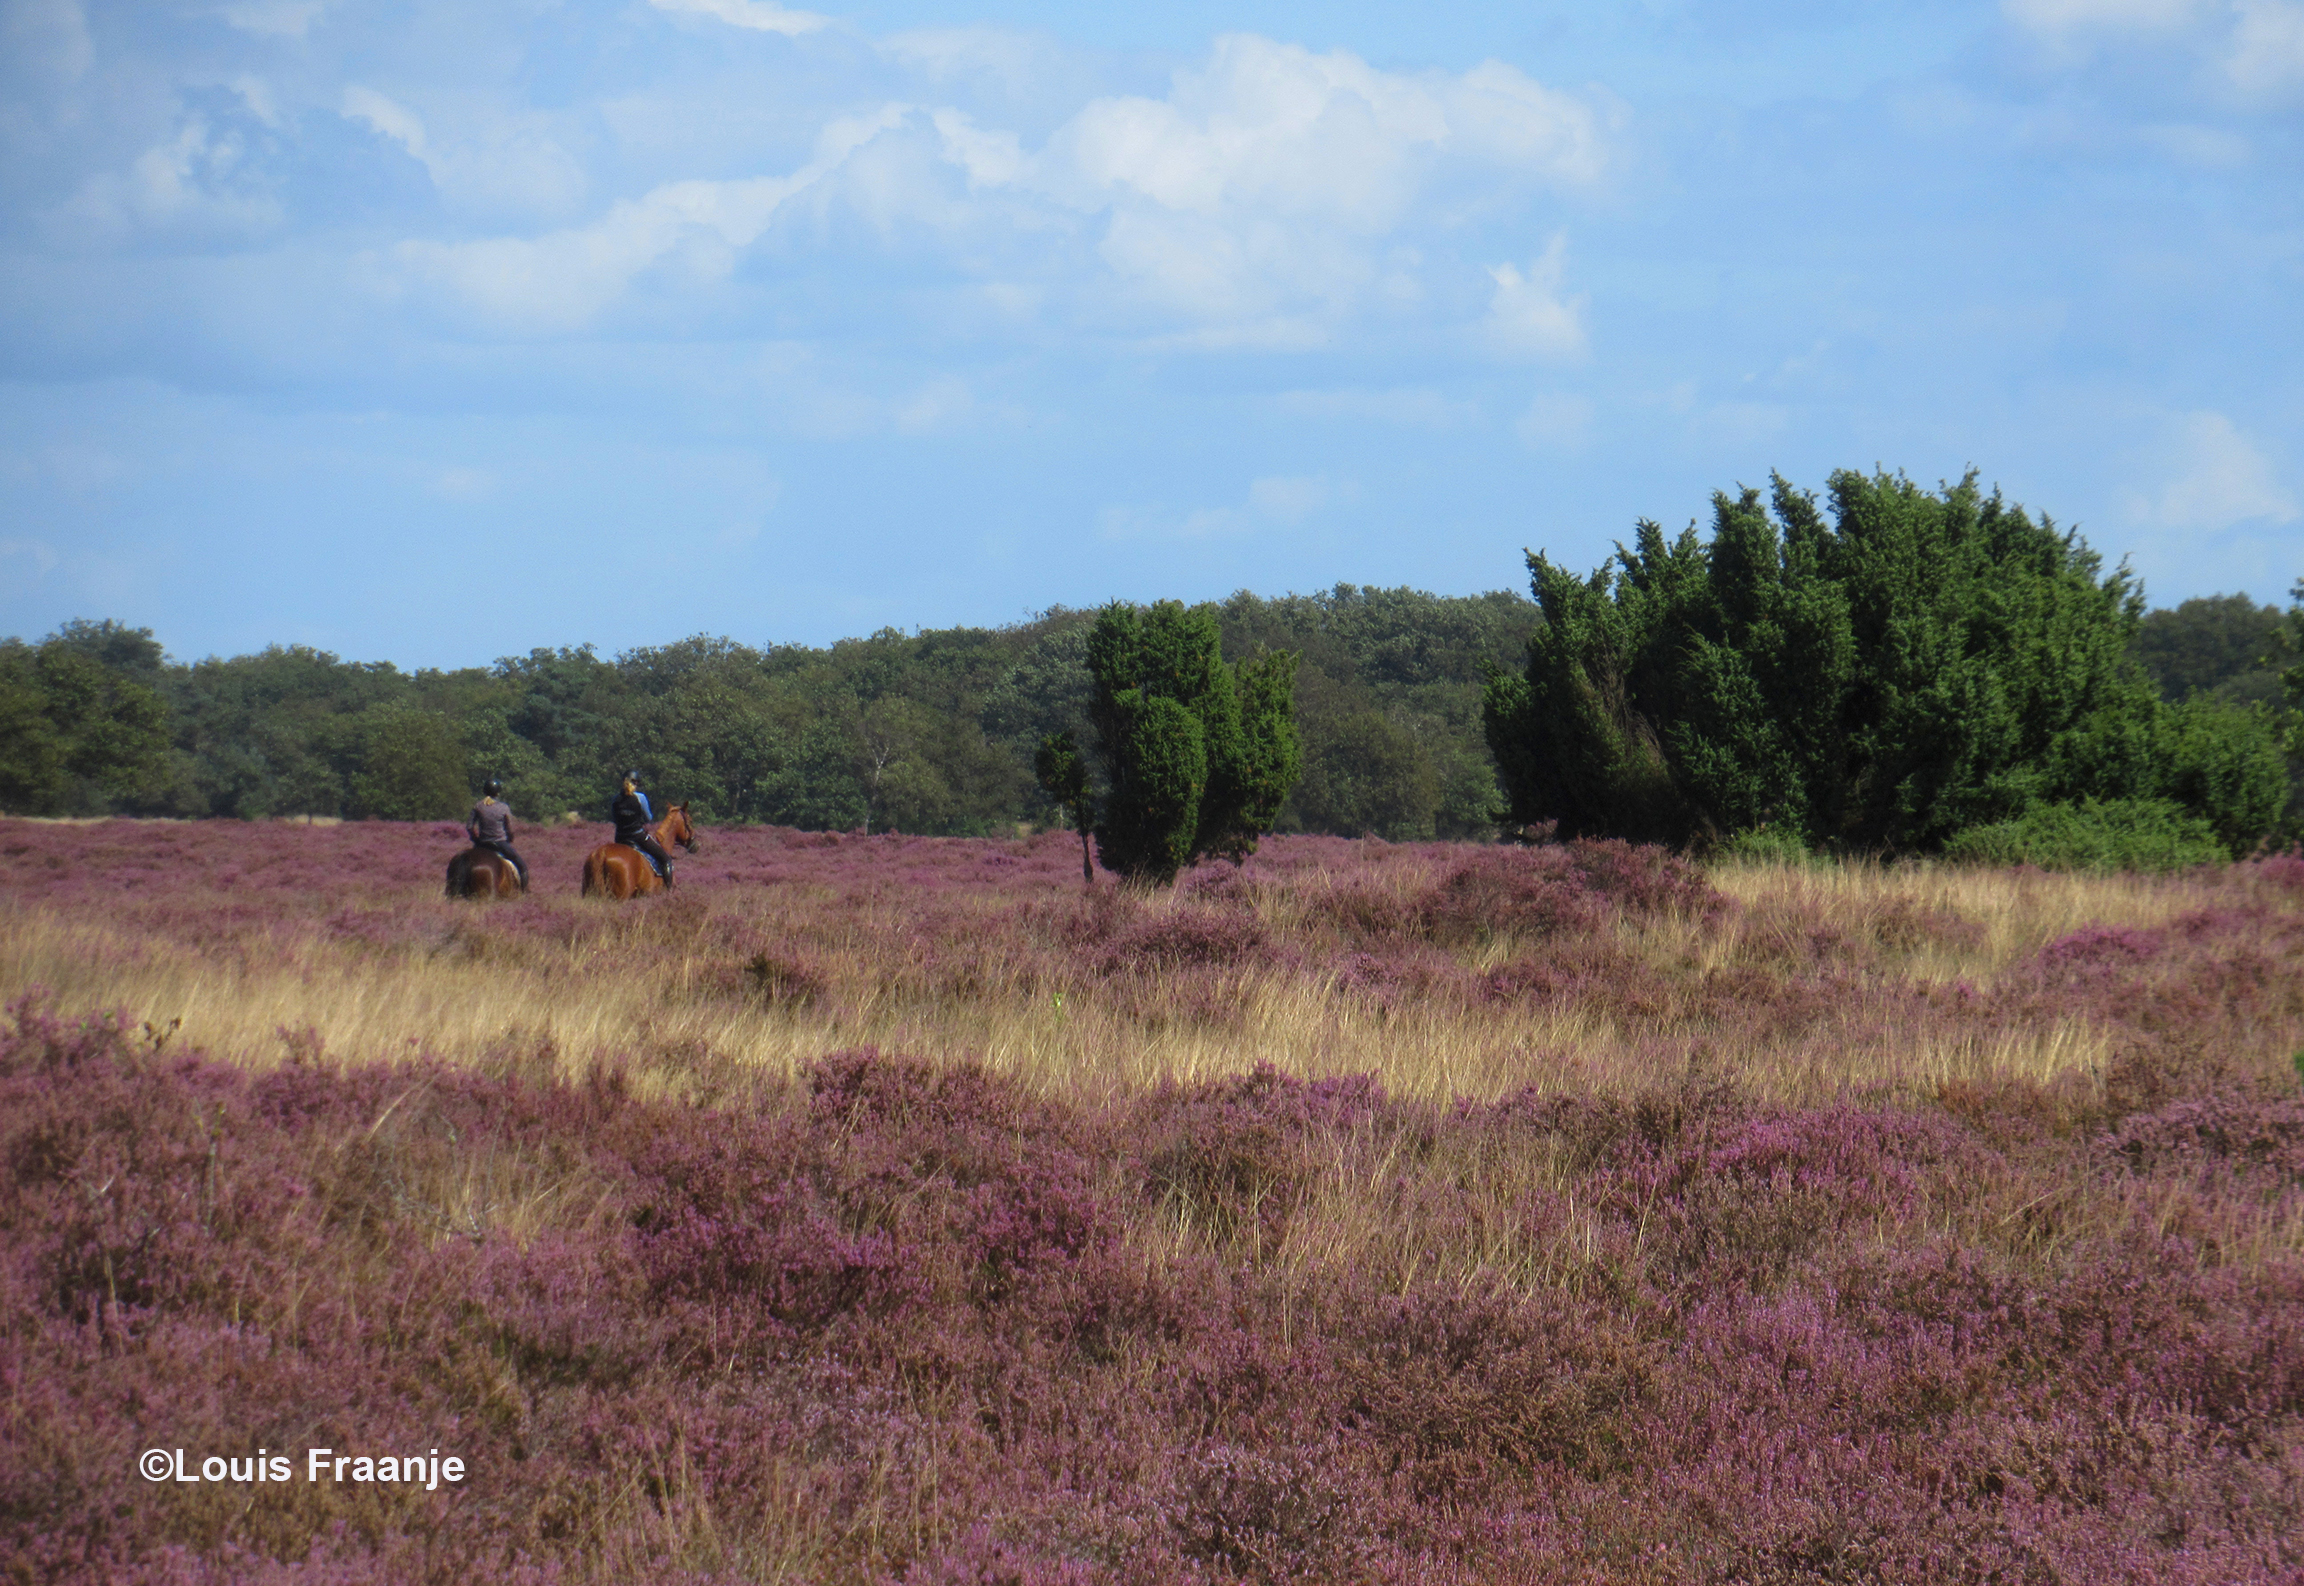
[581,803,699,900]
[445,847,524,900]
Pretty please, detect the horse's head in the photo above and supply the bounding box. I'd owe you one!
[665,802,700,851]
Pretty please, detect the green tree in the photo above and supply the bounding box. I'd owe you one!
[0,630,173,815]
[1292,711,1439,839]
[1083,601,1300,884]
[348,709,470,820]
[1213,585,1532,840]
[2284,579,2304,731]
[1485,470,2286,857]
[2155,696,2290,857]
[2132,594,2286,707]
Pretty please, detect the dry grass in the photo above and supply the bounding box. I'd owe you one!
[3,823,2298,1111]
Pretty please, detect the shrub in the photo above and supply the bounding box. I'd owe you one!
[1717,826,1819,866]
[1483,469,2287,856]
[1084,601,1300,884]
[1943,798,2226,872]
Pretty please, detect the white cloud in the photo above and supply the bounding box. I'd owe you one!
[2144,411,2295,528]
[395,105,908,328]
[2003,0,2213,31]
[4,0,92,83]
[885,26,1082,96]
[389,35,1606,344]
[929,109,1024,189]
[218,0,328,38]
[1272,387,1474,428]
[1032,38,1601,339]
[1485,235,1587,360]
[2006,0,2304,96]
[343,85,427,159]
[1247,474,1330,523]
[343,87,588,221]
[2139,121,2251,162]
[64,114,280,237]
[432,467,493,502]
[2229,0,2304,91]
[649,0,827,38]
[231,75,281,128]
[1052,37,1599,223]
[1691,400,1790,447]
[1100,473,1345,540]
[0,537,61,577]
[1515,391,1592,448]
[892,375,976,434]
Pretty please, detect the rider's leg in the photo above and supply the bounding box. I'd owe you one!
[635,834,673,883]
[494,842,530,891]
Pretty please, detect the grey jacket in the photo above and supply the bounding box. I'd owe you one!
[468,799,515,846]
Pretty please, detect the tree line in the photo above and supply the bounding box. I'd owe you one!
[6,471,2297,864]
[0,586,1533,842]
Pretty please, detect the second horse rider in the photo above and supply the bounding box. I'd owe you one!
[611,771,674,885]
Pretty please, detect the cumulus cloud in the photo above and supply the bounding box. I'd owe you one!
[892,375,976,434]
[1515,391,1592,448]
[1272,387,1475,428]
[0,537,61,577]
[649,0,827,38]
[342,87,588,221]
[217,0,329,38]
[1484,235,1586,360]
[928,108,1025,188]
[431,467,493,502]
[394,105,909,330]
[1043,37,1602,334]
[2003,0,2214,30]
[4,0,93,84]
[2143,410,2295,528]
[342,85,426,157]
[64,112,280,238]
[2006,0,2304,95]
[2228,0,2304,91]
[392,34,1608,345]
[1100,473,1346,540]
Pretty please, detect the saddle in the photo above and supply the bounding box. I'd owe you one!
[613,836,667,879]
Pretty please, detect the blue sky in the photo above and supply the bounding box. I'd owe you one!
[1,0,2298,668]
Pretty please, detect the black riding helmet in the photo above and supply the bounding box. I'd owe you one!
[482,779,503,798]
[624,770,643,785]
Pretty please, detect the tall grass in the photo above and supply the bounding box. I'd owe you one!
[4,821,2294,1105]
[4,818,2302,1582]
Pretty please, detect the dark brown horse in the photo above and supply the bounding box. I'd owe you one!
[445,847,524,900]
[581,804,698,900]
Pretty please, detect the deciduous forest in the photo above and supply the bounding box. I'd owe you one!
[0,586,1535,842]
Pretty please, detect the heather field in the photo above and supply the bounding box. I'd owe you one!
[4,818,2304,1583]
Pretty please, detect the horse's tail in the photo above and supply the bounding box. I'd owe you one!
[581,850,603,897]
[445,850,473,899]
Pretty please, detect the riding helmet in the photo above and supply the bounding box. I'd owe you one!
[625,769,644,785]
[483,778,503,798]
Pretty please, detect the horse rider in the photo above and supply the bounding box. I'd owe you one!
[611,771,674,884]
[466,779,529,891]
